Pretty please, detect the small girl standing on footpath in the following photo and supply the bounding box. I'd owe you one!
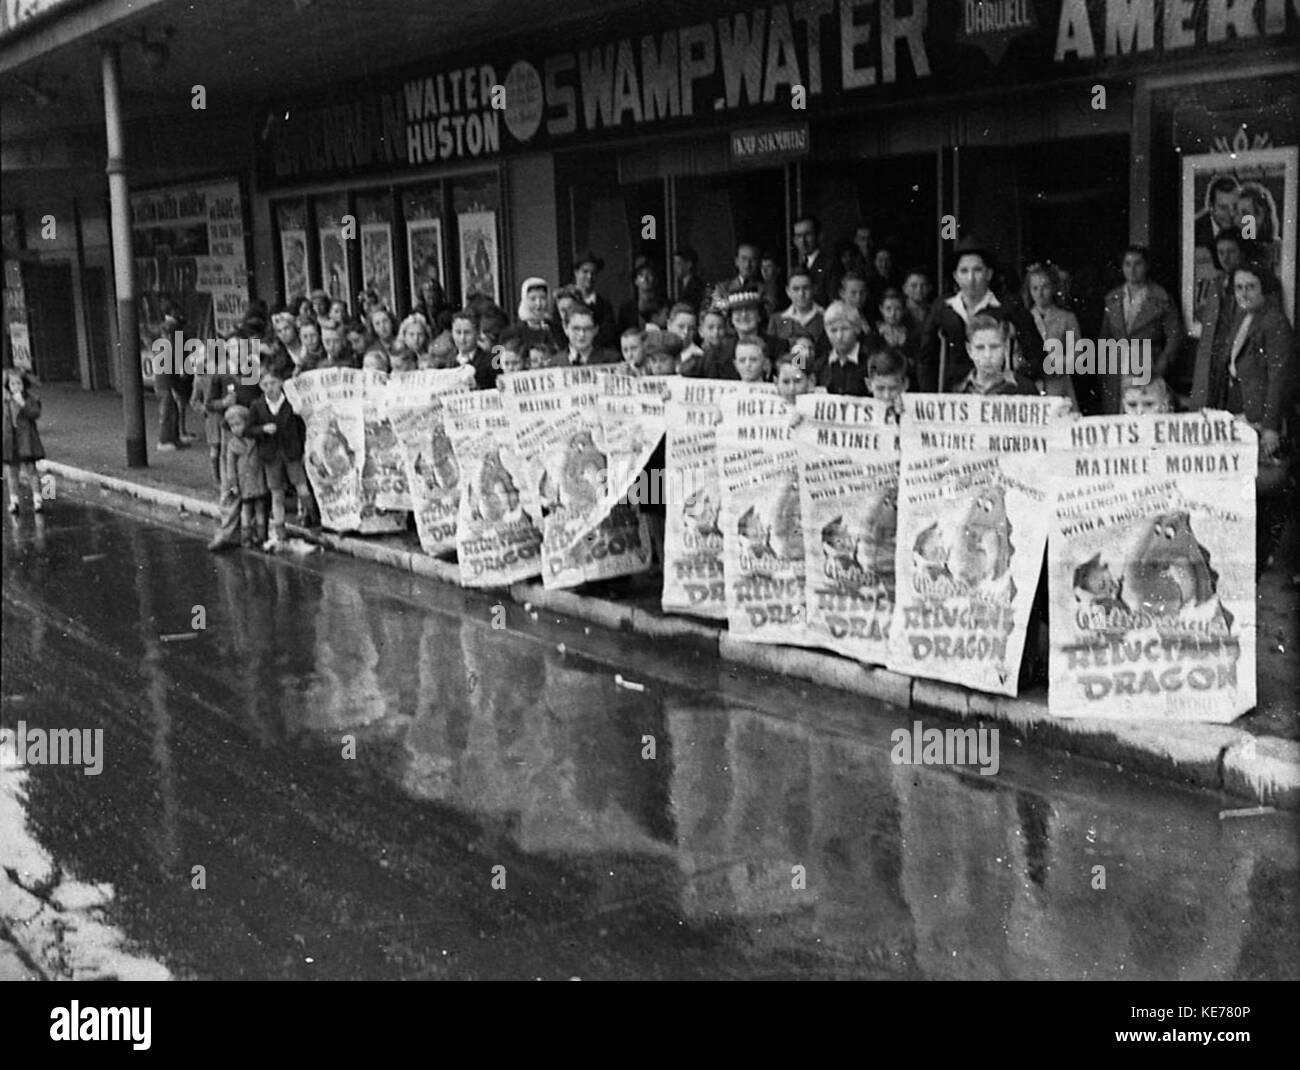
[4,369,45,514]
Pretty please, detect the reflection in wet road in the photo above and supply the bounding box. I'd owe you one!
[2,500,1297,980]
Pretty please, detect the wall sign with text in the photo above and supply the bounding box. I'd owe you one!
[259,0,1300,186]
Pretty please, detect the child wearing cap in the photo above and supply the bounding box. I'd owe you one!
[644,332,684,376]
[208,404,268,551]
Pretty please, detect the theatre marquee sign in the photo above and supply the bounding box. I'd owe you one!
[261,0,1300,184]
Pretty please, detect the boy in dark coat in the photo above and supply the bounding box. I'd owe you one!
[4,369,44,514]
[916,236,1043,392]
[250,365,317,551]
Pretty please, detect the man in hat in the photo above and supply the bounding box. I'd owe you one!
[618,255,668,332]
[673,246,707,313]
[916,236,1043,392]
[570,249,617,348]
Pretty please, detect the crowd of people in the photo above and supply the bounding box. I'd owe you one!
[128,210,1295,570]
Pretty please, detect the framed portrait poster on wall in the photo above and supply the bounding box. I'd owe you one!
[1182,147,1297,331]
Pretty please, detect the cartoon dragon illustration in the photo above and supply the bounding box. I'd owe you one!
[682,487,721,538]
[307,419,355,486]
[821,515,866,586]
[467,449,521,523]
[414,423,459,492]
[737,504,775,561]
[949,484,1015,589]
[539,429,607,515]
[1123,511,1230,626]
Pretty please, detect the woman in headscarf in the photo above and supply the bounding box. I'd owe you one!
[516,277,559,350]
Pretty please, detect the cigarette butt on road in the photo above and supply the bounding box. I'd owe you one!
[159,632,200,643]
[81,554,106,562]
[614,673,646,692]
[1218,806,1276,820]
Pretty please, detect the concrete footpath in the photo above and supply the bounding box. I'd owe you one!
[21,384,1300,810]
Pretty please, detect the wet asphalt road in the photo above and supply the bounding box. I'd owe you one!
[2,497,1298,981]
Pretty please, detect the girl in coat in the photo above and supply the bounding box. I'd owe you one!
[1022,262,1081,408]
[4,369,44,514]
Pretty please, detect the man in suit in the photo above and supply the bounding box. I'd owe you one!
[560,306,619,366]
[1193,176,1241,260]
[673,246,707,313]
[571,250,618,349]
[1097,245,1183,413]
[713,242,762,306]
[916,236,1044,393]
[792,215,832,307]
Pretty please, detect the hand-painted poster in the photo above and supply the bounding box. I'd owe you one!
[500,365,651,589]
[280,228,308,303]
[716,387,808,647]
[131,179,249,377]
[888,395,1070,696]
[284,368,366,532]
[318,227,351,302]
[361,368,411,516]
[406,217,445,307]
[360,222,396,313]
[457,210,498,304]
[661,380,763,619]
[794,395,900,665]
[382,368,475,555]
[1182,147,1297,331]
[442,387,545,587]
[1048,412,1257,722]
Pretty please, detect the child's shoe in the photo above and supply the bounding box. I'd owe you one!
[262,535,282,553]
[7,499,18,515]
[31,497,43,513]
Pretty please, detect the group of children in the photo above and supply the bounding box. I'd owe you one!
[200,347,318,553]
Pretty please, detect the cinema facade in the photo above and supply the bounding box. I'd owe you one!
[1,0,1297,388]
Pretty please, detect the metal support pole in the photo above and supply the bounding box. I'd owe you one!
[103,43,146,467]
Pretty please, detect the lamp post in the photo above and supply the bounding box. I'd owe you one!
[102,42,147,467]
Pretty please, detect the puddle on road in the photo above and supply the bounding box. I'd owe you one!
[3,500,1297,980]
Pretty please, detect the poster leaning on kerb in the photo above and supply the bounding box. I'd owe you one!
[1048,411,1257,722]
